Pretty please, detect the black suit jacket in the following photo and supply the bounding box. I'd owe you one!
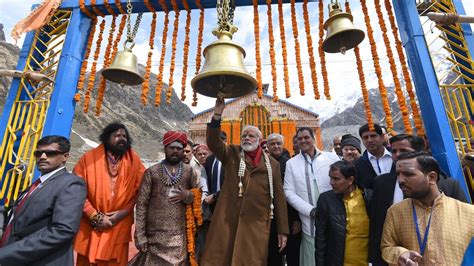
[369,172,468,265]
[0,168,87,266]
[204,154,225,195]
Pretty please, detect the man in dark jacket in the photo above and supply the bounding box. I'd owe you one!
[369,134,468,266]
[0,135,86,266]
[267,133,300,266]
[354,123,394,189]
[315,161,371,266]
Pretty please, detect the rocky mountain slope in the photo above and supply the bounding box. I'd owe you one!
[320,86,411,149]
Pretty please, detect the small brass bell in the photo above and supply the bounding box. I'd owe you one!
[101,42,144,86]
[322,1,365,54]
[191,32,257,98]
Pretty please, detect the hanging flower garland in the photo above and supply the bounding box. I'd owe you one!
[277,0,290,98]
[142,5,157,105]
[252,0,263,98]
[318,0,330,99]
[166,0,181,105]
[192,0,205,106]
[346,2,374,130]
[75,18,97,102]
[266,0,278,102]
[95,15,117,116]
[360,0,393,131]
[155,0,170,106]
[84,18,105,113]
[114,0,126,14]
[79,0,94,18]
[181,0,192,101]
[185,188,203,266]
[384,0,424,136]
[90,0,105,17]
[108,14,127,73]
[303,0,319,100]
[375,0,412,134]
[103,0,116,16]
[290,0,305,96]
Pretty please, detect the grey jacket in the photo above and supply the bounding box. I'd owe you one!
[0,168,86,266]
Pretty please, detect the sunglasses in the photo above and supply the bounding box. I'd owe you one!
[34,150,65,157]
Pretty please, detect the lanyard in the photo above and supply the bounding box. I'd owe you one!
[412,200,434,256]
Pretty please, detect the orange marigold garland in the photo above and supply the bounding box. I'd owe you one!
[90,0,105,17]
[115,0,126,14]
[79,0,94,18]
[111,15,127,62]
[303,0,319,99]
[103,0,116,16]
[360,0,393,131]
[346,2,374,130]
[375,0,412,134]
[277,0,290,98]
[384,0,424,136]
[75,18,97,101]
[95,15,117,116]
[186,188,203,266]
[155,0,170,106]
[142,12,157,105]
[252,0,263,98]
[318,0,330,99]
[193,0,205,106]
[180,0,192,101]
[266,0,278,102]
[290,0,305,96]
[166,0,181,105]
[84,18,105,113]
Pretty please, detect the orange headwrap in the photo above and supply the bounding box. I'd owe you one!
[163,131,188,147]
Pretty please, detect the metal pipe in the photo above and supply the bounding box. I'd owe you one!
[427,12,474,25]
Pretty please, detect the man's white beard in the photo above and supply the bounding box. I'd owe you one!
[242,141,259,152]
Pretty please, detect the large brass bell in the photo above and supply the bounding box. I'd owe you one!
[191,32,257,98]
[101,41,144,86]
[322,1,365,54]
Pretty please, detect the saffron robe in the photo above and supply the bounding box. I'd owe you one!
[200,126,289,266]
[133,162,198,265]
[73,144,145,265]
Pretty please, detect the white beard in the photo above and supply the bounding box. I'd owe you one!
[242,141,259,152]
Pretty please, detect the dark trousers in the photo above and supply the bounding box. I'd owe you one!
[267,221,301,266]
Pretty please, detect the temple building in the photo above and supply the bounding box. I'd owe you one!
[189,87,322,154]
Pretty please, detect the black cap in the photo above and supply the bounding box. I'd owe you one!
[340,134,361,153]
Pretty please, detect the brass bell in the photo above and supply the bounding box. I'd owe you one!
[101,42,144,86]
[322,1,365,54]
[191,31,257,98]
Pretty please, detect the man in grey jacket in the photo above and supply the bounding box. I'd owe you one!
[0,135,86,266]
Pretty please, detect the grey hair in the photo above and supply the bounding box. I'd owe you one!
[241,125,263,139]
[267,133,284,144]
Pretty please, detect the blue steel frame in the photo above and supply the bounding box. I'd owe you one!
[392,1,471,202]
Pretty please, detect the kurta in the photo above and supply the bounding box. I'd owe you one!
[74,145,145,265]
[381,193,474,265]
[343,188,369,265]
[201,125,289,266]
[133,162,198,265]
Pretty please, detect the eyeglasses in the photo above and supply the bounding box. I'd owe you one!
[34,150,65,157]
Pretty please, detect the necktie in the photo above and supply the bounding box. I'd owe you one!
[211,159,219,194]
[1,179,41,247]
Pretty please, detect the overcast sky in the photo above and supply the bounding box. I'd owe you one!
[1,0,473,119]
